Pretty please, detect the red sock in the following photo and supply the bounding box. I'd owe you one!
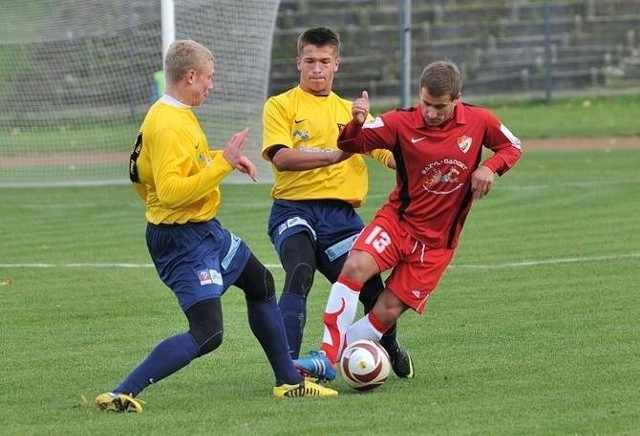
[367,311,391,334]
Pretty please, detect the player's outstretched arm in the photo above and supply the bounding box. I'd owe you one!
[270,147,352,172]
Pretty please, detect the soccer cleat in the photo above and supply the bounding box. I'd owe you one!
[95,392,144,413]
[273,379,338,397]
[388,345,415,379]
[293,350,337,382]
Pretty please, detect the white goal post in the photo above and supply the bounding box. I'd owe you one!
[0,0,280,187]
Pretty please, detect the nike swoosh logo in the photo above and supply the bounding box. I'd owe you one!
[411,136,426,144]
[294,119,306,124]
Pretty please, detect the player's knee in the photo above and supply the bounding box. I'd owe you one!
[341,252,376,282]
[283,262,314,297]
[235,254,276,301]
[244,265,276,301]
[189,318,224,356]
[185,298,224,356]
[193,327,223,356]
[279,232,316,297]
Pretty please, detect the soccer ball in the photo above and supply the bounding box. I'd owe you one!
[340,339,391,391]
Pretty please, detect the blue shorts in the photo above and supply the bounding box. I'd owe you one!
[268,199,364,277]
[146,219,251,311]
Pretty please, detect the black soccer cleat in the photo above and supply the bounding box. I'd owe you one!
[388,345,415,379]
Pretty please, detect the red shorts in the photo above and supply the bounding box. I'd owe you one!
[352,212,454,314]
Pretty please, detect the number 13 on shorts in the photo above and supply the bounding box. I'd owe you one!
[363,225,391,253]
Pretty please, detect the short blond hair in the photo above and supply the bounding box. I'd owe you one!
[164,39,214,84]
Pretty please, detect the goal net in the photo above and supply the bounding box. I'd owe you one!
[0,0,280,187]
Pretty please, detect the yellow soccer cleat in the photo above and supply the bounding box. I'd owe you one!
[95,392,144,413]
[272,379,338,398]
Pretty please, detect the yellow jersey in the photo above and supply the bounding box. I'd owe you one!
[262,86,391,208]
[131,97,233,224]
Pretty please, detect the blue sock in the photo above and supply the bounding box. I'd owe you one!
[247,296,303,386]
[114,332,199,396]
[277,292,307,359]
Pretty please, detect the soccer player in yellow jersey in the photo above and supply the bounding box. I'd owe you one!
[262,27,414,378]
[95,39,336,413]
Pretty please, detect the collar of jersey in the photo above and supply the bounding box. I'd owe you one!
[161,94,191,108]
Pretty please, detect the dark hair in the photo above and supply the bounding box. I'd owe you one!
[418,60,461,99]
[297,27,341,56]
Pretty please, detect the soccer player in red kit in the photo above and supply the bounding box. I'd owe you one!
[294,60,522,381]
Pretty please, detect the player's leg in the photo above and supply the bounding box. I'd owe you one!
[233,251,337,397]
[97,222,224,412]
[310,203,372,366]
[324,254,414,379]
[276,232,317,359]
[295,214,404,380]
[103,298,222,405]
[317,204,408,369]
[318,242,414,378]
[293,251,376,382]
[267,200,319,359]
[359,244,455,379]
[345,288,408,344]
[358,276,414,378]
[323,250,381,360]
[234,251,302,385]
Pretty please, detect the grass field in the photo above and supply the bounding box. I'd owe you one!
[3,94,640,155]
[1,94,639,188]
[1,144,639,435]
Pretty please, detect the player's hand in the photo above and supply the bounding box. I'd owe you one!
[352,90,370,125]
[470,166,495,200]
[223,127,249,168]
[235,155,258,182]
[386,155,396,170]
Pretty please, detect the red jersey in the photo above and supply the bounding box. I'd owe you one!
[338,103,522,249]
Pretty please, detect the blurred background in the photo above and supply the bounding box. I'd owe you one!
[1,0,638,186]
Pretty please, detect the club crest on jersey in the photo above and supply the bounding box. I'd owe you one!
[293,129,310,141]
[457,135,472,153]
[421,158,468,195]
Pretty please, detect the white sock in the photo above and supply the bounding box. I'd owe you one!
[345,313,384,346]
[320,280,360,364]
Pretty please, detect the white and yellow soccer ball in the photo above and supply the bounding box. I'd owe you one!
[340,339,391,391]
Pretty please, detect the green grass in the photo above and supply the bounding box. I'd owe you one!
[484,94,640,139]
[0,94,638,157]
[372,93,640,139]
[1,147,639,435]
[1,120,136,156]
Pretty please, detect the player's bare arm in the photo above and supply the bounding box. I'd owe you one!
[270,146,353,171]
[470,165,495,200]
